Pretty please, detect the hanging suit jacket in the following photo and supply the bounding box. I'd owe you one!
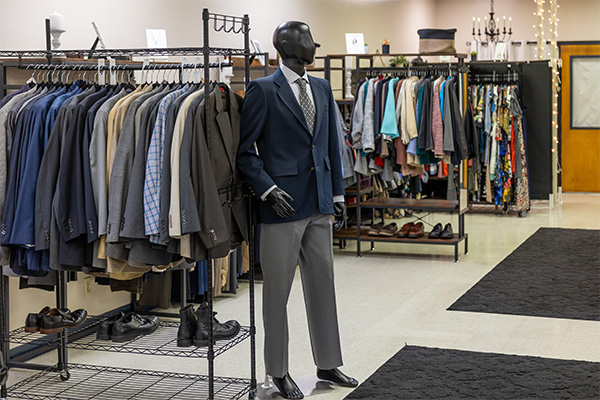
[181,85,247,260]
[237,67,345,224]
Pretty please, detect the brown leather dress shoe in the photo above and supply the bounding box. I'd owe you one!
[408,222,424,238]
[397,222,414,238]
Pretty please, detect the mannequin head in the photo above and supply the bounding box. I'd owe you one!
[273,21,320,75]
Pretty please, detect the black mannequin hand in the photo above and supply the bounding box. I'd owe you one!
[266,187,295,218]
[334,201,346,220]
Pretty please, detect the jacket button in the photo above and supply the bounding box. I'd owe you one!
[312,145,315,149]
[311,167,315,171]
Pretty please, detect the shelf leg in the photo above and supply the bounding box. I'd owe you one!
[454,244,459,263]
[370,241,375,251]
[465,236,469,255]
[56,271,68,379]
[1,273,8,398]
[181,268,188,309]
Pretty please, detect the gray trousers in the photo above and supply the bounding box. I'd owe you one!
[260,211,343,378]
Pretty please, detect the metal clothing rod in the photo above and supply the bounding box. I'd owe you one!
[17,62,231,71]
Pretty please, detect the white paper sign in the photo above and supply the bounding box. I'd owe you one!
[345,33,365,54]
[146,29,167,48]
[494,42,507,61]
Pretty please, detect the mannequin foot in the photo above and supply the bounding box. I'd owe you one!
[272,373,304,399]
[316,367,358,387]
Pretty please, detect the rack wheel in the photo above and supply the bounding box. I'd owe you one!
[59,370,70,381]
[248,392,258,400]
[519,211,527,218]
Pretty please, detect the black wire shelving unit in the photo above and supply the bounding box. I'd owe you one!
[8,364,252,400]
[0,8,257,400]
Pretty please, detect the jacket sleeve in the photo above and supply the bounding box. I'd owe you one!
[236,80,275,197]
[326,81,345,198]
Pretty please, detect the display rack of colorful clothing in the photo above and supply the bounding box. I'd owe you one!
[468,71,530,217]
[0,8,257,400]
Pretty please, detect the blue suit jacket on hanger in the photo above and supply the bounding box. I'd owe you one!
[237,67,345,224]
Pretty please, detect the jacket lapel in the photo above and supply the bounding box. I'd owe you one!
[274,68,311,134]
[308,75,325,141]
[213,88,236,171]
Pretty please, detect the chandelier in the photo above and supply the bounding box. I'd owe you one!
[472,0,512,44]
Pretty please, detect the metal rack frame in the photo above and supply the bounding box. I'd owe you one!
[0,7,256,400]
[332,55,470,262]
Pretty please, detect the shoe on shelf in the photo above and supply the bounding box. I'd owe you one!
[408,222,425,238]
[110,312,159,343]
[367,223,384,236]
[428,223,443,239]
[96,312,125,341]
[397,222,414,238]
[25,306,51,333]
[177,304,197,347]
[379,222,398,237]
[40,308,87,334]
[194,303,241,347]
[440,223,454,239]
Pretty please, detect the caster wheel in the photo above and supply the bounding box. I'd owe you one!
[59,370,70,381]
[519,211,527,218]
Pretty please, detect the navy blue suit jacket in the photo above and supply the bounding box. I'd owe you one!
[237,67,344,224]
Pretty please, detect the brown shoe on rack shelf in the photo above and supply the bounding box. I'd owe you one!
[397,222,414,238]
[379,223,398,237]
[408,222,425,238]
[368,223,384,236]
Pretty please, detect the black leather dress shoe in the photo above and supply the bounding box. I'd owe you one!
[428,223,443,239]
[272,373,304,399]
[440,223,454,239]
[25,306,51,332]
[177,304,197,347]
[40,309,87,334]
[110,313,159,343]
[317,368,358,387]
[96,312,125,340]
[194,303,240,347]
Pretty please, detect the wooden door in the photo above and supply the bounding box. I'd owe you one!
[560,42,600,192]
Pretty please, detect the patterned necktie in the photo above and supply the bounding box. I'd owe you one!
[296,78,315,134]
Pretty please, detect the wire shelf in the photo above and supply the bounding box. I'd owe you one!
[8,364,251,400]
[0,47,247,59]
[4,317,251,358]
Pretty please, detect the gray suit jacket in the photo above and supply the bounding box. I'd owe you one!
[187,86,248,260]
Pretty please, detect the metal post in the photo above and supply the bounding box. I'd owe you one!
[181,268,188,309]
[1,274,9,399]
[56,271,68,380]
[45,19,52,64]
[243,13,257,398]
[202,8,214,400]
[324,56,331,83]
[263,52,270,78]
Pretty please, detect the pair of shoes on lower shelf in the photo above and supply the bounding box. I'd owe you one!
[429,223,454,239]
[25,306,88,334]
[177,303,240,347]
[368,222,398,236]
[397,222,425,238]
[96,312,159,342]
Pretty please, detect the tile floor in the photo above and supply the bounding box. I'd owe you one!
[4,193,600,399]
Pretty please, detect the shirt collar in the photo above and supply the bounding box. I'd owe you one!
[280,63,309,85]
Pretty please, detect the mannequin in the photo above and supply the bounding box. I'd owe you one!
[237,21,357,399]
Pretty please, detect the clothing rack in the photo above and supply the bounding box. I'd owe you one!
[334,57,470,261]
[0,7,256,400]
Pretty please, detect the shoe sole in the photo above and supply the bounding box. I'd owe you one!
[379,231,398,237]
[24,326,40,333]
[408,233,424,238]
[193,326,241,347]
[111,323,159,343]
[96,334,111,341]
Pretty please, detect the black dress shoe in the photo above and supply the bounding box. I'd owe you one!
[25,306,51,332]
[110,313,159,343]
[428,223,443,239]
[40,308,87,334]
[177,304,197,347]
[317,368,358,387]
[96,312,125,340]
[194,303,240,347]
[440,223,454,239]
[272,373,304,399]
